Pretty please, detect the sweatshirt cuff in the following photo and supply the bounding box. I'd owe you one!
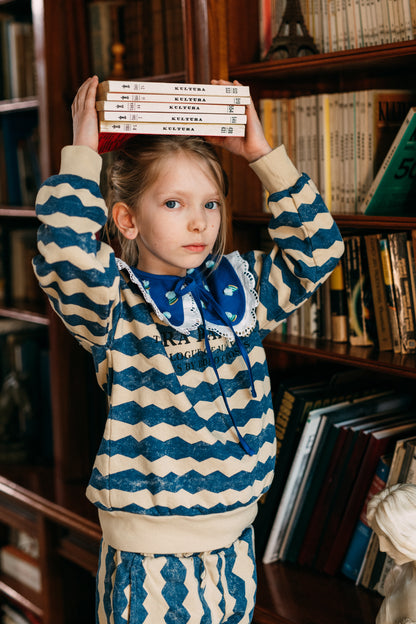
[59,145,102,185]
[249,144,300,193]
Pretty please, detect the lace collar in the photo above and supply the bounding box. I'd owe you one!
[116,252,259,340]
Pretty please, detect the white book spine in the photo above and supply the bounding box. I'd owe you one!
[262,413,322,564]
[98,80,250,97]
[98,111,247,124]
[99,121,246,137]
[96,101,247,114]
[100,93,251,105]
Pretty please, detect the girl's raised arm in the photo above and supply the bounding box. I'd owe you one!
[72,75,100,152]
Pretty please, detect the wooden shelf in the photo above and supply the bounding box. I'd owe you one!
[264,332,416,379]
[230,40,416,81]
[254,562,381,624]
[0,575,43,619]
[0,304,49,325]
[0,469,101,533]
[0,206,37,217]
[0,96,38,114]
[233,213,416,231]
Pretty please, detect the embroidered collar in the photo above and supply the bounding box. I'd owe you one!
[116,252,258,340]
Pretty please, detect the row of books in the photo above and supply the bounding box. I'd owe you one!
[280,229,416,354]
[0,318,52,464]
[255,374,416,595]
[0,111,40,207]
[259,0,416,60]
[0,225,43,308]
[259,89,416,214]
[96,80,250,153]
[1,603,41,624]
[88,0,184,82]
[0,15,36,101]
[0,529,41,623]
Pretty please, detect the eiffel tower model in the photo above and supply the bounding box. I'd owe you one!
[264,0,318,60]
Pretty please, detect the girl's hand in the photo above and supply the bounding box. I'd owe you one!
[207,79,272,163]
[71,75,100,152]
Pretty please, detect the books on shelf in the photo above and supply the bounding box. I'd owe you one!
[254,372,365,559]
[0,544,41,592]
[87,0,185,81]
[282,228,416,353]
[341,454,391,582]
[259,89,416,214]
[342,236,376,347]
[357,432,416,592]
[262,385,414,567]
[1,603,41,624]
[96,81,249,153]
[361,107,416,216]
[387,231,416,353]
[0,15,36,100]
[259,0,416,56]
[0,110,40,207]
[364,234,393,352]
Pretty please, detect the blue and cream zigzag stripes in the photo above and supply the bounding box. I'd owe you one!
[33,145,344,554]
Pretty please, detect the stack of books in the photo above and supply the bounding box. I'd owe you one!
[96,80,250,153]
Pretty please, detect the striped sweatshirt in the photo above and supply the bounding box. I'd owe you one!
[33,144,344,555]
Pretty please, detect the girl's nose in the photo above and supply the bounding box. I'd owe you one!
[188,207,207,232]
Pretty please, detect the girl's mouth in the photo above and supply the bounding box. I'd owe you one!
[184,244,206,252]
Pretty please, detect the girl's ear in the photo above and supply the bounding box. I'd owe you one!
[112,202,139,240]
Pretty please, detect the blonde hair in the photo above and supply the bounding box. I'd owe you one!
[105,135,228,267]
[367,483,416,562]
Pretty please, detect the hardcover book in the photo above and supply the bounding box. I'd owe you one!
[387,231,416,353]
[97,80,250,97]
[98,111,247,125]
[99,93,251,105]
[96,101,247,114]
[361,107,416,216]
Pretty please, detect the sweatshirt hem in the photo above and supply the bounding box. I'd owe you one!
[98,503,258,554]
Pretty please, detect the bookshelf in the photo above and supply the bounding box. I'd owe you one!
[208,0,416,623]
[0,0,414,622]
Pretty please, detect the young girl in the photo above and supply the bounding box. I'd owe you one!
[34,75,344,623]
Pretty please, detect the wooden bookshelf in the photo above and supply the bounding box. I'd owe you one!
[0,0,414,623]
[209,1,416,623]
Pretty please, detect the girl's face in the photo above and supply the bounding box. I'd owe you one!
[134,152,222,276]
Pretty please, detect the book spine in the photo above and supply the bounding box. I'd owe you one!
[96,101,247,114]
[387,231,416,353]
[364,234,393,351]
[98,80,250,97]
[329,261,349,342]
[98,111,247,124]
[379,237,402,353]
[99,93,251,105]
[341,454,390,581]
[263,412,322,564]
[99,121,246,136]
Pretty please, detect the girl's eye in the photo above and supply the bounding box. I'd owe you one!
[165,200,180,209]
[205,200,220,210]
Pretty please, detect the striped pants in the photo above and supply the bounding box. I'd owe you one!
[96,526,257,623]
